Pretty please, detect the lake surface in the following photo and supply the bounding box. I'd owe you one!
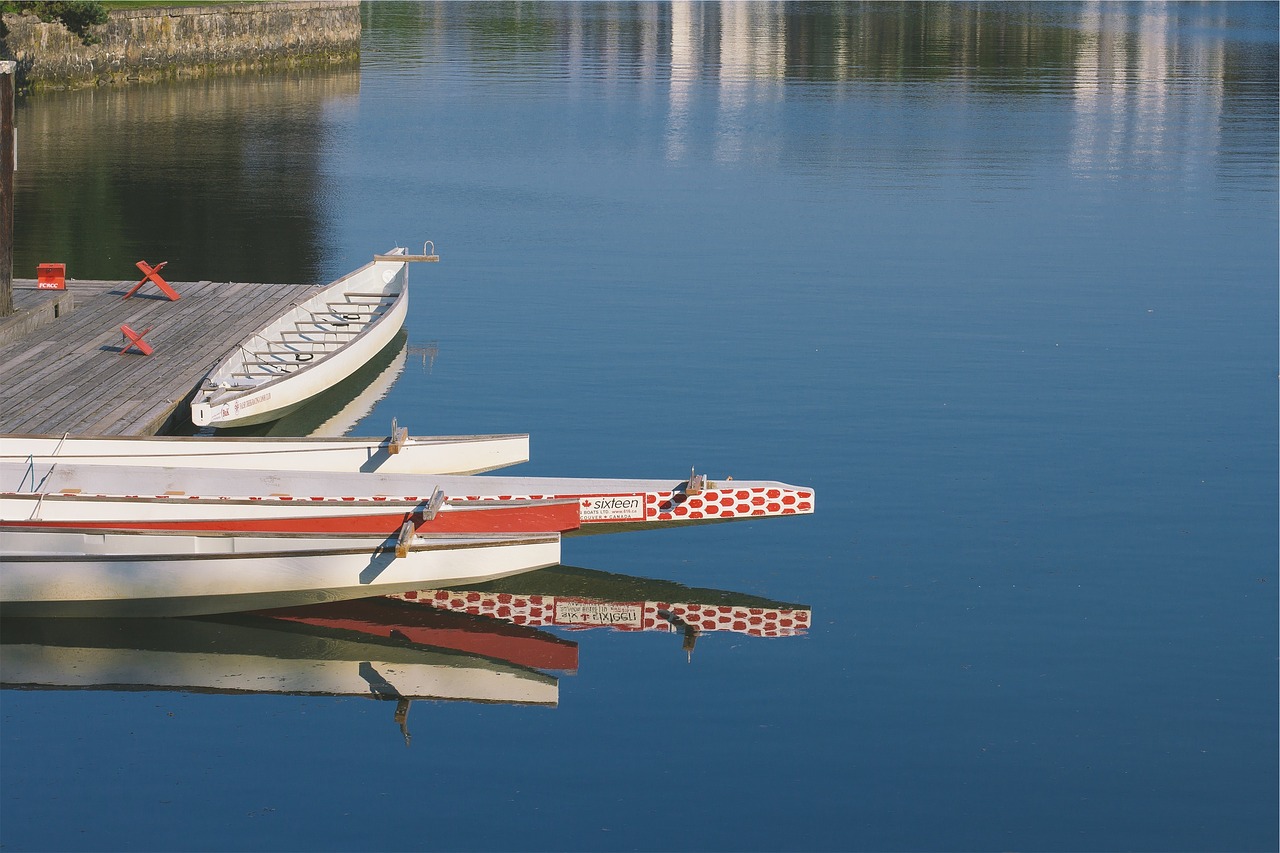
[3,3,1277,851]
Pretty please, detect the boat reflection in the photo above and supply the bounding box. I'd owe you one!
[2,567,808,739]
[254,597,579,673]
[389,564,811,659]
[1,604,565,744]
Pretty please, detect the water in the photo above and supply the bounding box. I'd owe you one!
[4,3,1277,850]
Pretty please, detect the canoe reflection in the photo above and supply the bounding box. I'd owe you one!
[253,597,579,673]
[389,564,811,658]
[1,606,563,744]
[1,568,808,738]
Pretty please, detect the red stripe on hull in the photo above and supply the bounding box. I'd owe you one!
[7,502,581,536]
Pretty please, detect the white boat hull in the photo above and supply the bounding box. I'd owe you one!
[0,433,530,475]
[3,460,815,534]
[190,249,415,429]
[0,529,561,617]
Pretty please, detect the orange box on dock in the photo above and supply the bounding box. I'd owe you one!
[36,263,65,290]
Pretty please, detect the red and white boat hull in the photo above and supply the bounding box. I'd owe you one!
[457,481,815,534]
[3,461,814,536]
[0,495,581,536]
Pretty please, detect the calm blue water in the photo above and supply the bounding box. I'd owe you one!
[4,3,1277,851]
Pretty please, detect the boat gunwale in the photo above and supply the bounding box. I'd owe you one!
[0,433,529,447]
[0,493,580,510]
[0,433,531,476]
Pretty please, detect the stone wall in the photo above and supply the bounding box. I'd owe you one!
[1,1,360,91]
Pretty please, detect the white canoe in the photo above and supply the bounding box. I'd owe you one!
[2,461,815,535]
[0,527,561,617]
[0,429,529,475]
[1,616,559,709]
[190,246,433,428]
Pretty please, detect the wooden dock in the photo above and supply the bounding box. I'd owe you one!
[0,278,315,435]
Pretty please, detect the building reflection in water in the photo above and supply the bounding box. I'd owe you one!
[15,3,1258,284]
[1068,1,1230,184]
[665,0,695,162]
[388,1,1257,175]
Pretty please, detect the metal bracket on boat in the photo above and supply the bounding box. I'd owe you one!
[686,468,706,495]
[399,489,446,556]
[388,418,409,454]
[417,487,447,522]
[374,241,439,263]
[395,520,414,559]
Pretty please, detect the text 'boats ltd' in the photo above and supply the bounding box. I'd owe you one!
[190,245,437,429]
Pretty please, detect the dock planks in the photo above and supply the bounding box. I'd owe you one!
[0,279,316,435]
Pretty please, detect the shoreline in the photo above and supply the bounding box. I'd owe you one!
[0,1,360,93]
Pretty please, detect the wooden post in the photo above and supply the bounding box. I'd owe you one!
[0,61,14,317]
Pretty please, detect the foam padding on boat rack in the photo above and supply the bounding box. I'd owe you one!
[392,590,811,639]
